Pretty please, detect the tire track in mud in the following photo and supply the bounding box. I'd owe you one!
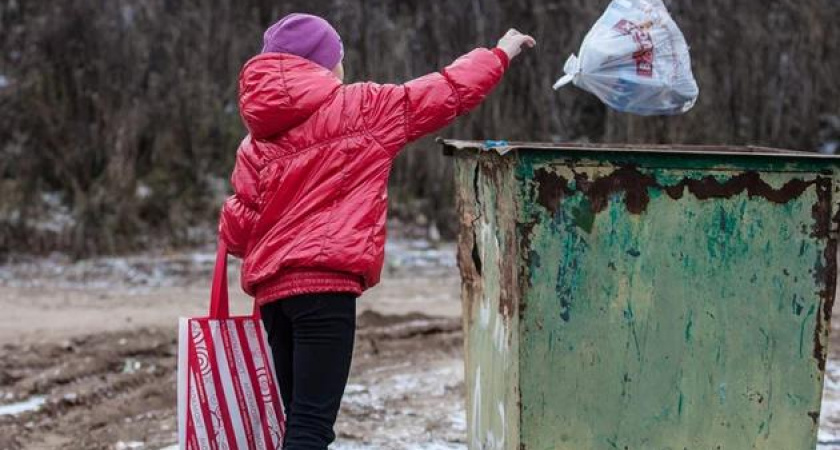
[0,328,178,450]
[0,312,464,450]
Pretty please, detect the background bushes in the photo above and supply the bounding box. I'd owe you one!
[1,0,838,255]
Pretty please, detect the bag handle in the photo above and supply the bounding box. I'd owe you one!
[209,240,261,320]
[210,240,230,319]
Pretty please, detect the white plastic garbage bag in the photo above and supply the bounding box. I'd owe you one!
[554,0,699,116]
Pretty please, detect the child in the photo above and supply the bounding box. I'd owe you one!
[219,13,535,449]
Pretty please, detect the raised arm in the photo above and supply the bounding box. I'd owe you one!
[364,29,536,155]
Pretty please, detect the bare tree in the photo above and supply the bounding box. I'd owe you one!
[1,0,838,255]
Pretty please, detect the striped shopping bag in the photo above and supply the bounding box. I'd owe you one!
[178,241,286,449]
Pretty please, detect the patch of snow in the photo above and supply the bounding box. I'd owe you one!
[122,358,142,374]
[820,359,840,448]
[339,360,464,448]
[384,239,456,272]
[820,141,839,155]
[114,442,144,450]
[135,183,152,200]
[449,409,467,433]
[0,237,452,291]
[818,439,840,449]
[0,396,46,416]
[428,222,441,242]
[0,247,222,291]
[20,192,76,234]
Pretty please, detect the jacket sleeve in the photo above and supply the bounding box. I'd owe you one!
[218,140,260,258]
[363,48,509,156]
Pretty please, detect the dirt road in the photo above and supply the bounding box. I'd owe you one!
[0,310,465,450]
[0,240,467,449]
[2,240,840,449]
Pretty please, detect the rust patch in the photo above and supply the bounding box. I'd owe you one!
[666,172,815,204]
[455,159,483,323]
[461,155,520,321]
[485,159,520,321]
[811,178,833,239]
[811,178,835,372]
[533,168,572,216]
[812,238,837,372]
[576,167,659,214]
[532,166,819,217]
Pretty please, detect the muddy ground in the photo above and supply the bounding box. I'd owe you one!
[0,312,465,450]
[0,240,466,449]
[2,239,840,449]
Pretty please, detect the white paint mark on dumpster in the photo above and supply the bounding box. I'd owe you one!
[479,220,499,266]
[493,316,506,353]
[819,359,840,448]
[472,367,482,450]
[479,297,490,328]
[497,401,506,446]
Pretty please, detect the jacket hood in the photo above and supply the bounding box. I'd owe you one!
[238,53,342,139]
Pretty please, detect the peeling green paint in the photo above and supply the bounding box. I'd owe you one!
[448,141,840,450]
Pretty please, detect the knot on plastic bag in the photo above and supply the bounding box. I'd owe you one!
[553,54,581,90]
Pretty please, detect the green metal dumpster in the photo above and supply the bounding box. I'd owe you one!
[444,140,840,450]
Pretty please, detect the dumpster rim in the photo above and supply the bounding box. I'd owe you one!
[439,139,840,160]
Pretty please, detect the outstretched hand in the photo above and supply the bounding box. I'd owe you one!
[496,29,536,60]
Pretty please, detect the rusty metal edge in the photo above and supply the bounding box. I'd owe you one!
[438,138,840,160]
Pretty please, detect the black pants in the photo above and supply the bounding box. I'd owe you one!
[261,293,357,450]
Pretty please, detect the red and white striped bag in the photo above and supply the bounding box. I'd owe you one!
[178,242,286,449]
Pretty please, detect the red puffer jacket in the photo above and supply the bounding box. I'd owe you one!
[220,47,509,305]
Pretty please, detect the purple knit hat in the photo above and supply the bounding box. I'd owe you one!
[261,14,344,70]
